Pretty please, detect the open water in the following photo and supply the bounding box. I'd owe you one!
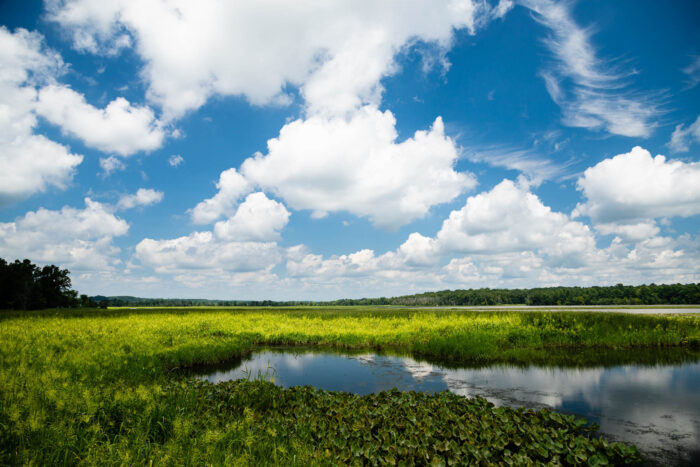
[196,348,700,465]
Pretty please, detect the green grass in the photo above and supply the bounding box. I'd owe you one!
[1,307,699,465]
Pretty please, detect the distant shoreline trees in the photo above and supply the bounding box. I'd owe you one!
[2,257,698,310]
[92,283,700,307]
[0,258,90,310]
[386,283,700,306]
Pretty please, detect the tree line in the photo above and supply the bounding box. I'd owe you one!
[386,283,700,306]
[2,257,698,309]
[0,258,94,310]
[92,283,700,307]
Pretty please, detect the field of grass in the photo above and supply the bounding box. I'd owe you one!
[1,307,699,465]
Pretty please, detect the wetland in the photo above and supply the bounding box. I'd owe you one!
[2,306,699,465]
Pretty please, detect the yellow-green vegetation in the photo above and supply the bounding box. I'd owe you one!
[1,307,699,465]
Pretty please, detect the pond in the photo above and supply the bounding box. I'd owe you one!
[194,348,700,466]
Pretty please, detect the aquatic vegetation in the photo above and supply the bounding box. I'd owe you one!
[0,307,698,464]
[182,379,641,465]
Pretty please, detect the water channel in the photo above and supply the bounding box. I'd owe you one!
[194,348,700,465]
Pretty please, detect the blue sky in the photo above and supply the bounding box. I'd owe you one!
[1,0,699,299]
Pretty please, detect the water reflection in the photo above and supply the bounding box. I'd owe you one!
[195,349,700,465]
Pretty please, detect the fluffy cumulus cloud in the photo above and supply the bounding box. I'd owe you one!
[433,179,596,264]
[284,243,455,298]
[116,188,164,210]
[0,198,128,270]
[594,221,660,243]
[286,247,381,280]
[35,84,164,156]
[285,178,598,284]
[49,1,487,233]
[599,235,700,286]
[573,147,700,231]
[30,1,697,297]
[136,192,289,280]
[522,0,660,138]
[190,168,252,224]
[283,177,699,297]
[0,27,82,205]
[240,108,474,229]
[0,26,166,206]
[135,233,281,274]
[47,0,494,118]
[667,115,700,153]
[443,252,553,285]
[214,192,290,242]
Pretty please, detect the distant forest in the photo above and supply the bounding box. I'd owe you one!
[93,283,700,307]
[2,257,699,309]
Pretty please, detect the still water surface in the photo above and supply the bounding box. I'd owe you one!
[196,348,700,465]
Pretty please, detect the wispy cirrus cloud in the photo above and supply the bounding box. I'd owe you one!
[463,145,572,185]
[682,55,700,89]
[521,0,662,138]
[667,115,700,153]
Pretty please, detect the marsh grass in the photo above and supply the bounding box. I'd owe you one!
[1,307,698,465]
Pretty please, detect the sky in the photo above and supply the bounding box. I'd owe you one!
[0,0,699,300]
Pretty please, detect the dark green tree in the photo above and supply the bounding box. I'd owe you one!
[0,258,80,310]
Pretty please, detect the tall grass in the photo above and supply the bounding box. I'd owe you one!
[0,307,698,464]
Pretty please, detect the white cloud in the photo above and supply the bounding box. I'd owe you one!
[464,146,568,185]
[47,0,494,119]
[282,186,699,298]
[0,27,82,205]
[99,155,125,176]
[594,221,660,243]
[135,233,281,274]
[168,154,183,167]
[600,235,700,285]
[573,146,700,226]
[35,84,164,156]
[0,26,164,206]
[0,26,63,84]
[492,0,514,19]
[434,179,596,266]
[397,233,440,267]
[444,251,552,284]
[667,115,700,153]
[522,0,660,137]
[240,107,474,229]
[0,134,83,206]
[214,192,290,242]
[51,1,485,232]
[282,178,594,284]
[189,168,252,224]
[0,198,128,271]
[286,248,381,279]
[682,55,700,89]
[116,188,164,210]
[135,191,289,281]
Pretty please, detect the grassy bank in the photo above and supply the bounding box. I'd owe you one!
[1,307,699,465]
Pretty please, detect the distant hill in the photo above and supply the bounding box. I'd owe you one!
[91,283,700,307]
